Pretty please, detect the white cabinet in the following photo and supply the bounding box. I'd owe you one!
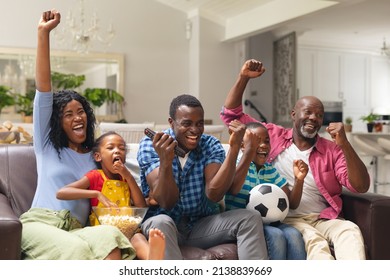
[298,48,342,101]
[316,51,342,102]
[298,47,371,131]
[341,53,369,109]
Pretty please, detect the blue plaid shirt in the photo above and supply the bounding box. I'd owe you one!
[137,128,225,228]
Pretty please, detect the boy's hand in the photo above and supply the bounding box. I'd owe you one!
[242,129,261,152]
[293,159,308,181]
[228,120,246,148]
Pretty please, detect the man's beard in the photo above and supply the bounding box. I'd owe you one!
[300,125,317,139]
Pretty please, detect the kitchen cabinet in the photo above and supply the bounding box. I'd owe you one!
[298,47,371,132]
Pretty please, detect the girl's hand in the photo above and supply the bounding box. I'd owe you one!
[97,193,118,208]
[113,159,131,178]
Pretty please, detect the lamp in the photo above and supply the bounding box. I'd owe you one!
[381,38,390,58]
[53,0,115,54]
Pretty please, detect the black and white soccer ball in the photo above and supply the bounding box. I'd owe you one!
[246,183,289,224]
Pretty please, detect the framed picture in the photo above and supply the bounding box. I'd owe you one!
[273,32,297,127]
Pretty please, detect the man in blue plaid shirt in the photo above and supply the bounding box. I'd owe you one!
[137,94,268,259]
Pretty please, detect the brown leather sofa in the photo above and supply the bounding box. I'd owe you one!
[1,144,390,260]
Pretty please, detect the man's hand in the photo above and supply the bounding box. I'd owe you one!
[326,122,349,147]
[152,132,176,163]
[241,59,266,79]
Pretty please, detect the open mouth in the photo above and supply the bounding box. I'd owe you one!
[72,123,85,135]
[256,151,268,158]
[304,122,316,130]
[113,156,122,164]
[186,135,198,145]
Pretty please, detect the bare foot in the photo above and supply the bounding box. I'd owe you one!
[148,228,165,260]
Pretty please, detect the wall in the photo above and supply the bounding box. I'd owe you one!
[247,32,275,123]
[0,0,247,127]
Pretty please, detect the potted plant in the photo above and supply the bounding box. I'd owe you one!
[51,71,86,91]
[14,90,36,123]
[0,85,15,117]
[360,113,379,132]
[344,117,352,132]
[50,71,125,120]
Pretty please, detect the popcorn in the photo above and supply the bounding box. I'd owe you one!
[92,207,148,239]
[98,214,142,239]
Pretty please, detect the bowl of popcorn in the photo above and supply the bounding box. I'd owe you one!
[92,206,148,239]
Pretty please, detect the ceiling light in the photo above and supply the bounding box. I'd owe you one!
[53,0,115,54]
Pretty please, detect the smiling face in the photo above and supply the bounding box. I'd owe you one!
[169,105,204,152]
[243,126,270,169]
[93,133,127,178]
[61,99,88,151]
[291,96,324,139]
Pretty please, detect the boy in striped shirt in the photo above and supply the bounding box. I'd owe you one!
[225,122,308,260]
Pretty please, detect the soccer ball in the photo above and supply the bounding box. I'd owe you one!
[246,183,289,224]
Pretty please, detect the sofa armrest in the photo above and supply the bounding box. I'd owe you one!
[341,190,390,260]
[0,194,22,260]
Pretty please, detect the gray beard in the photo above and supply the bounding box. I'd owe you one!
[300,126,317,139]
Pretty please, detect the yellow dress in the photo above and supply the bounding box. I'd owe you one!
[89,170,130,226]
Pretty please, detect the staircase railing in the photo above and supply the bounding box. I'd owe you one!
[244,99,267,123]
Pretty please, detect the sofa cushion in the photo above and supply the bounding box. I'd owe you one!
[0,144,37,217]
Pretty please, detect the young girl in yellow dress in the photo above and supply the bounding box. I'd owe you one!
[57,131,165,260]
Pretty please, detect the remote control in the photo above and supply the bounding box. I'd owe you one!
[144,128,186,157]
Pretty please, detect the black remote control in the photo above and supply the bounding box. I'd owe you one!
[144,128,186,157]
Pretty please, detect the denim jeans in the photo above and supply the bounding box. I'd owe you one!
[264,223,306,260]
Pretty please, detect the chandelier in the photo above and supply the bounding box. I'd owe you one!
[54,0,115,54]
[381,38,390,58]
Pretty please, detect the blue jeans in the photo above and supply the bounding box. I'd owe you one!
[264,223,306,260]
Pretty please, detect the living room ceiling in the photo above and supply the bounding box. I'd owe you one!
[155,0,390,53]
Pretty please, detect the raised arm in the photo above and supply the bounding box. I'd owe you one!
[36,10,61,92]
[228,128,260,195]
[224,59,266,109]
[205,120,246,202]
[326,123,370,193]
[282,159,308,209]
[145,132,179,209]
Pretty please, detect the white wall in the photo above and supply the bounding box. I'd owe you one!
[0,0,240,125]
[247,32,275,123]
